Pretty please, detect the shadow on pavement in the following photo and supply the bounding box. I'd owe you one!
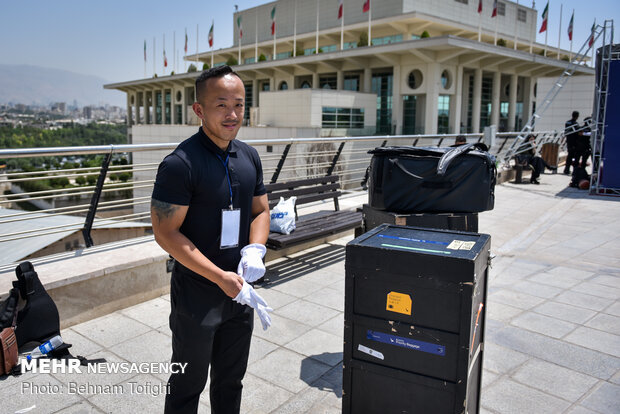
[301,353,343,397]
[261,244,345,288]
[555,186,620,201]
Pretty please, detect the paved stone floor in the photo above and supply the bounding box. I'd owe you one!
[2,171,619,413]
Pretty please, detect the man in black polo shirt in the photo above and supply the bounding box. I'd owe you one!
[564,111,580,175]
[151,66,271,413]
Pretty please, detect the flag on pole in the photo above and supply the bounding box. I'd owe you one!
[589,21,596,47]
[338,0,343,19]
[539,1,549,33]
[363,0,370,13]
[567,12,574,41]
[144,40,147,61]
[491,0,497,17]
[271,6,276,35]
[209,22,214,47]
[164,50,167,67]
[184,30,188,54]
[237,16,243,39]
[478,0,483,13]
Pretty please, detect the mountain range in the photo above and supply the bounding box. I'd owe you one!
[0,64,125,107]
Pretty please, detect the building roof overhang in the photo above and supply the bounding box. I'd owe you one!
[105,35,594,92]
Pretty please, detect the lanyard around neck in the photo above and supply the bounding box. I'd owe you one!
[216,153,233,209]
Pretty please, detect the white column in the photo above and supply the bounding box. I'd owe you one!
[461,72,470,128]
[392,65,402,135]
[472,68,482,133]
[424,63,439,135]
[181,90,187,125]
[336,70,344,90]
[135,93,141,124]
[252,79,258,107]
[170,90,176,125]
[452,65,463,134]
[523,77,533,123]
[127,94,133,127]
[491,71,501,128]
[312,72,319,89]
[508,73,518,131]
[363,67,372,93]
[269,77,275,91]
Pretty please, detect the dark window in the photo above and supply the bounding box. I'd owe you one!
[322,107,365,128]
[408,70,423,89]
[320,75,337,89]
[517,9,527,22]
[344,74,360,91]
[279,81,288,90]
[454,0,468,4]
[497,2,506,16]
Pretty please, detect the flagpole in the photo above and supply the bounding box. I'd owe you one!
[255,12,258,61]
[478,5,481,42]
[273,9,277,60]
[591,19,596,66]
[173,31,176,72]
[544,2,548,57]
[294,0,298,56]
[556,4,562,60]
[494,18,498,46]
[514,0,519,50]
[184,28,187,72]
[316,0,319,54]
[196,25,199,64]
[569,10,574,61]
[144,41,147,78]
[153,37,156,76]
[211,20,214,68]
[340,1,344,51]
[368,0,372,46]
[163,34,166,75]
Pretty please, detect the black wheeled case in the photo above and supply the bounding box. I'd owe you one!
[367,144,496,214]
[362,204,479,233]
[343,224,491,414]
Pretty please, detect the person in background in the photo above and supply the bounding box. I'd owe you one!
[517,135,557,184]
[564,111,580,175]
[454,135,467,146]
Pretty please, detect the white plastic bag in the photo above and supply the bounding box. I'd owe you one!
[270,196,296,235]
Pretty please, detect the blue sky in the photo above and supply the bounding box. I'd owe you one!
[1,0,618,83]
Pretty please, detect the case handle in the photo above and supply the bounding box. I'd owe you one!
[437,143,488,176]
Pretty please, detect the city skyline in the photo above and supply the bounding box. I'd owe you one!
[1,0,618,85]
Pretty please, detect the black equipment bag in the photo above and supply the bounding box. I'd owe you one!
[368,143,496,213]
[12,261,63,351]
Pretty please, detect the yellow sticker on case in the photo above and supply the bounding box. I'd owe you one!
[386,291,412,315]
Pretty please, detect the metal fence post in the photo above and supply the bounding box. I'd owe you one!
[326,142,346,176]
[270,143,292,184]
[82,152,113,247]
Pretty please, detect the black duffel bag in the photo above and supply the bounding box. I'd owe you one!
[367,143,496,213]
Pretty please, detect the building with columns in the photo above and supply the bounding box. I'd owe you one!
[105,0,594,141]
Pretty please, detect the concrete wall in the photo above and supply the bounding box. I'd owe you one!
[0,237,169,329]
[535,75,595,131]
[258,89,376,129]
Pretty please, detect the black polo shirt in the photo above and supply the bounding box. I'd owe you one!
[152,127,266,273]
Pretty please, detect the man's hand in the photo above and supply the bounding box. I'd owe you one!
[217,271,245,298]
[237,243,267,282]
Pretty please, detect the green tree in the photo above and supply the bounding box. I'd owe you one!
[497,38,507,47]
[421,31,430,38]
[226,56,238,66]
[87,174,98,186]
[75,176,86,185]
[202,63,210,70]
[358,32,369,47]
[258,54,267,62]
[188,64,197,72]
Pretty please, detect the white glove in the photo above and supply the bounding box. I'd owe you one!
[233,281,273,330]
[237,243,267,283]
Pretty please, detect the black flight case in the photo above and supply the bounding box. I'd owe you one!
[343,224,491,414]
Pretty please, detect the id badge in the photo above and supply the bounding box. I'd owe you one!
[220,208,240,249]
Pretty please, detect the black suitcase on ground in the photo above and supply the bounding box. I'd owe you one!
[368,143,496,213]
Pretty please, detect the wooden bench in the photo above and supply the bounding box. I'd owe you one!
[513,160,532,184]
[264,175,362,250]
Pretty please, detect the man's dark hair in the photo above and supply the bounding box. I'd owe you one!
[455,135,467,145]
[572,111,579,119]
[195,65,241,103]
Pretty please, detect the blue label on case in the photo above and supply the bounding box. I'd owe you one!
[366,330,446,357]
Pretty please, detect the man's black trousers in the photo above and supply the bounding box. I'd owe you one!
[164,268,253,414]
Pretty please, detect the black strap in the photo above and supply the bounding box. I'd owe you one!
[15,262,36,298]
[76,355,107,366]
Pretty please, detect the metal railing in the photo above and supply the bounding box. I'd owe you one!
[0,131,562,265]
